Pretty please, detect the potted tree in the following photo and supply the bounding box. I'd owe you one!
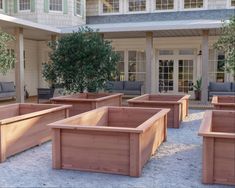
[194,78,202,100]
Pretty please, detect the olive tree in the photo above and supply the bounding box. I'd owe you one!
[44,27,119,93]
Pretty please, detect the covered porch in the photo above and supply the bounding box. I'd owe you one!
[62,19,233,104]
[0,14,61,103]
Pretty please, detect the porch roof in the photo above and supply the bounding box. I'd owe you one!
[61,19,224,37]
[0,14,61,40]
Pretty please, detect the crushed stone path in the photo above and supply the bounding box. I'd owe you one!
[0,110,231,188]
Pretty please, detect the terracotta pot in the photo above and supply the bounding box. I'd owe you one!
[194,90,201,100]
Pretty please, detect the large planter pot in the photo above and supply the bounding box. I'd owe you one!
[128,94,190,128]
[198,110,235,185]
[212,96,235,110]
[51,92,123,117]
[194,90,201,100]
[0,103,71,163]
[48,106,170,177]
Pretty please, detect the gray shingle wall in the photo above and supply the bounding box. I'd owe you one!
[87,9,235,24]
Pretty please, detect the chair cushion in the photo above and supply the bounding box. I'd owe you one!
[232,83,235,92]
[209,82,231,92]
[1,82,15,92]
[124,81,142,90]
[209,91,235,97]
[108,81,124,90]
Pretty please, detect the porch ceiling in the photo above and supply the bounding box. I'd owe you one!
[0,14,61,41]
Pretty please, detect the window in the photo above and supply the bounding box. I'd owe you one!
[159,60,174,92]
[232,0,235,7]
[102,0,120,13]
[115,51,125,81]
[156,0,174,10]
[184,0,203,9]
[0,0,3,10]
[128,0,146,12]
[19,0,30,11]
[76,0,81,15]
[49,0,62,11]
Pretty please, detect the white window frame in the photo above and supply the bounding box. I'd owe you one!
[18,0,31,12]
[0,0,3,11]
[153,0,177,13]
[126,0,149,14]
[99,0,122,15]
[75,0,82,16]
[229,0,235,8]
[49,0,63,13]
[181,0,207,11]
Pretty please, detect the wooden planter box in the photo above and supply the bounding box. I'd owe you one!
[212,96,235,110]
[0,103,71,163]
[51,93,123,116]
[198,110,235,185]
[128,94,190,128]
[49,106,170,177]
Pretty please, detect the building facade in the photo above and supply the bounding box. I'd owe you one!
[0,0,234,102]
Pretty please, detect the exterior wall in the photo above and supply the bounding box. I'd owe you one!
[2,0,85,27]
[87,0,234,17]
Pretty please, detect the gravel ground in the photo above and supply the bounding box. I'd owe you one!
[0,110,231,188]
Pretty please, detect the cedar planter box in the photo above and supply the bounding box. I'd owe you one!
[128,94,190,128]
[0,103,71,163]
[212,96,235,110]
[51,93,123,116]
[49,106,170,177]
[198,110,235,185]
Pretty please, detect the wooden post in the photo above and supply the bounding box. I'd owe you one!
[201,30,209,104]
[15,27,25,103]
[129,133,141,177]
[146,32,153,94]
[52,129,61,169]
[0,126,6,163]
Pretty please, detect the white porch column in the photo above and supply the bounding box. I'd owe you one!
[15,27,25,103]
[201,30,209,104]
[146,32,154,94]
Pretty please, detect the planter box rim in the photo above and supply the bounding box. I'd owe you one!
[48,106,170,133]
[0,103,71,125]
[212,96,235,106]
[50,93,123,102]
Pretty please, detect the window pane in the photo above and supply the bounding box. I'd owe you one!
[49,0,62,11]
[76,0,81,15]
[0,0,2,9]
[184,0,203,9]
[19,0,31,10]
[159,60,174,92]
[129,0,146,12]
[156,0,174,10]
[102,0,119,13]
[232,0,235,6]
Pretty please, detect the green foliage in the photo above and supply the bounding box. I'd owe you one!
[193,77,202,91]
[214,16,235,75]
[44,27,120,93]
[42,62,57,87]
[0,31,15,75]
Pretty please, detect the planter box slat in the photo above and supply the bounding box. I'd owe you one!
[212,96,235,110]
[199,110,235,185]
[51,93,122,116]
[128,94,190,128]
[49,107,170,177]
[0,103,71,163]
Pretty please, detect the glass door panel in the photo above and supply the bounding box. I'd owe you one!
[178,60,194,93]
[159,60,174,93]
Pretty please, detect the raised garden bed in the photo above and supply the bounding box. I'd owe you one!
[48,106,170,177]
[198,110,235,185]
[212,96,235,110]
[0,103,71,163]
[51,93,123,116]
[127,94,190,128]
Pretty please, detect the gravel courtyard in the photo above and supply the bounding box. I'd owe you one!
[0,110,231,188]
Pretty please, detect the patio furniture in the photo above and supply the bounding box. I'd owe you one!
[212,96,235,110]
[51,93,123,116]
[48,106,170,177]
[208,82,235,100]
[198,110,235,185]
[128,94,190,128]
[0,103,71,163]
[106,81,143,95]
[0,82,16,100]
[37,88,64,103]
